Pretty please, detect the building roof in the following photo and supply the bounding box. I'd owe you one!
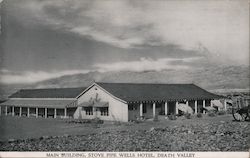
[0,99,76,108]
[96,82,223,102]
[9,87,87,98]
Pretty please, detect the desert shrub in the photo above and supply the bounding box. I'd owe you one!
[218,110,226,115]
[226,107,233,114]
[208,111,216,117]
[168,114,177,120]
[134,119,142,124]
[91,118,104,124]
[185,113,191,119]
[67,119,91,124]
[197,113,203,118]
[113,121,122,125]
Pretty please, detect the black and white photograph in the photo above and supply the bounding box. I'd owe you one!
[0,0,249,157]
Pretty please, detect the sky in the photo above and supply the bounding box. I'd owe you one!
[0,0,249,84]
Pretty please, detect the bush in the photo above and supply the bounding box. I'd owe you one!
[91,118,104,124]
[208,111,216,117]
[185,113,191,119]
[197,113,203,118]
[218,110,226,115]
[168,114,177,120]
[113,121,122,125]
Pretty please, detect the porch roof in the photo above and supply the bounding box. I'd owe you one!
[9,87,86,98]
[0,99,76,108]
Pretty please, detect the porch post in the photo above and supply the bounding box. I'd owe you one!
[175,101,179,115]
[12,106,14,116]
[36,108,38,118]
[19,107,22,117]
[224,100,227,111]
[93,107,96,118]
[164,101,168,115]
[139,103,143,117]
[153,102,156,118]
[54,108,57,118]
[203,100,206,114]
[64,108,67,118]
[5,106,8,116]
[27,107,30,117]
[45,108,47,118]
[194,100,198,114]
[210,100,213,107]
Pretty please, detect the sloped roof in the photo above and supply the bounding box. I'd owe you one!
[0,99,76,108]
[9,87,86,98]
[96,82,223,102]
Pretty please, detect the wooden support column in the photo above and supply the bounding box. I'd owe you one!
[153,102,156,118]
[5,106,8,116]
[93,107,96,118]
[12,106,15,116]
[175,101,179,115]
[45,108,47,118]
[139,103,143,117]
[210,100,213,107]
[203,100,206,114]
[164,102,168,115]
[64,108,67,118]
[224,100,227,111]
[19,107,22,117]
[27,107,30,117]
[194,100,198,114]
[36,108,38,118]
[54,108,57,118]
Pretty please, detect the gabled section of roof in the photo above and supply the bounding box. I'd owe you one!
[9,87,87,98]
[96,82,223,102]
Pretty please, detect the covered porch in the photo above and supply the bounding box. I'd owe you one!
[127,98,227,121]
[0,99,78,118]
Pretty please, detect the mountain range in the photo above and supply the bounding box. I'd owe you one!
[0,65,249,100]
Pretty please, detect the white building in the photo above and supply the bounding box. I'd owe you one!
[0,82,225,122]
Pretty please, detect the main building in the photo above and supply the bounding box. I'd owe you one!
[0,82,226,122]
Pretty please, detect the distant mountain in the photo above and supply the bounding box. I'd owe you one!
[0,65,249,100]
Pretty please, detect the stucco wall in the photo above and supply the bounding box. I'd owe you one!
[74,85,128,122]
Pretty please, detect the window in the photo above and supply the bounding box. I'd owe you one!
[100,107,109,116]
[128,104,137,110]
[84,107,93,115]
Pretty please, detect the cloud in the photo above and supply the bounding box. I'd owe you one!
[94,57,201,72]
[0,69,90,84]
[4,0,249,64]
[0,56,203,84]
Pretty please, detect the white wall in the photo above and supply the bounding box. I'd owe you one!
[74,84,128,122]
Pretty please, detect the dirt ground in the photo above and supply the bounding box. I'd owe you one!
[0,114,235,141]
[0,114,249,151]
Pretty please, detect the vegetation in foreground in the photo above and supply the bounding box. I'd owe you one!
[0,115,249,151]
